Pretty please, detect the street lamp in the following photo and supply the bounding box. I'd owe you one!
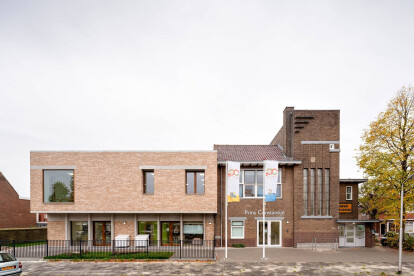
[398,174,414,274]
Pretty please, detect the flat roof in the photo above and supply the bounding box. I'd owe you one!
[340,179,368,183]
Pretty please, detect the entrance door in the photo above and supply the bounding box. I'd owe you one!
[339,223,365,247]
[345,223,355,246]
[94,221,111,246]
[161,222,180,246]
[257,220,281,246]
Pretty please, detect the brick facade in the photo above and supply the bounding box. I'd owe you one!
[31,151,217,242]
[0,172,36,229]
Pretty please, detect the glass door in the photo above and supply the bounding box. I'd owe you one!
[258,220,281,246]
[258,221,268,246]
[345,223,355,246]
[161,222,180,246]
[93,221,111,246]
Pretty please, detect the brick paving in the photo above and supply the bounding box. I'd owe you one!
[20,247,414,275]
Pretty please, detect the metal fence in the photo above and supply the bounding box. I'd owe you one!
[0,240,215,260]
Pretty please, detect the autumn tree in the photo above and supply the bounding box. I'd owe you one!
[356,86,414,235]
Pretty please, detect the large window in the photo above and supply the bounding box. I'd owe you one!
[186,171,205,194]
[231,221,244,239]
[324,169,330,215]
[143,171,154,194]
[138,221,158,245]
[43,170,74,203]
[303,169,308,215]
[239,169,281,198]
[303,168,330,216]
[71,221,88,243]
[183,222,204,243]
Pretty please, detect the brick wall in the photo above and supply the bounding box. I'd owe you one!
[0,172,36,229]
[47,221,65,240]
[31,151,217,214]
[339,182,359,219]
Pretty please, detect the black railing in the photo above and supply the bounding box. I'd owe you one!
[0,240,215,260]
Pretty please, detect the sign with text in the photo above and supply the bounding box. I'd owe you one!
[339,204,352,213]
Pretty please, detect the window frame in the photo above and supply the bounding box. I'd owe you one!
[143,170,154,195]
[186,170,205,195]
[43,169,75,203]
[346,186,352,201]
[239,168,282,199]
[231,221,245,239]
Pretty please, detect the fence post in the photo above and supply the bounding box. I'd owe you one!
[112,240,115,256]
[212,240,215,259]
[13,240,15,257]
[180,240,182,259]
[46,240,49,257]
[79,240,82,258]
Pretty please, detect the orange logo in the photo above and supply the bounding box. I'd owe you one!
[228,169,240,177]
[266,168,278,176]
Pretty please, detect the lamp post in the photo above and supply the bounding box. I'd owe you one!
[398,174,413,274]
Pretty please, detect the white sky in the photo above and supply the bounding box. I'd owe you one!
[1,0,413,198]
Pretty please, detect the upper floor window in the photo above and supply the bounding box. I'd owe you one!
[143,171,154,194]
[239,169,282,198]
[186,171,205,194]
[346,186,352,200]
[43,170,74,203]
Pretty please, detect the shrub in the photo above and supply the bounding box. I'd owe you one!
[232,243,245,248]
[403,235,414,251]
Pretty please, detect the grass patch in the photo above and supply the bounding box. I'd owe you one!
[44,251,174,260]
[15,241,47,247]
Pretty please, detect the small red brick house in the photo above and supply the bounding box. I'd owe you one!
[0,172,36,229]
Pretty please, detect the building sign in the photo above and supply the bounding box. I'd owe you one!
[339,204,352,213]
[244,210,285,216]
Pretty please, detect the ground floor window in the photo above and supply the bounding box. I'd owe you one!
[71,221,88,245]
[405,221,414,233]
[183,222,204,244]
[93,221,111,246]
[138,221,158,245]
[231,221,244,239]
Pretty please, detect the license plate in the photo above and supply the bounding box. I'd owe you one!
[1,266,15,270]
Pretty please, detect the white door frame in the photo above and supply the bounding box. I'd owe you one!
[256,220,282,247]
[339,223,365,247]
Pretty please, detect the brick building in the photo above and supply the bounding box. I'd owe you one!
[337,179,378,247]
[30,106,374,248]
[215,107,341,247]
[30,151,217,245]
[0,172,36,229]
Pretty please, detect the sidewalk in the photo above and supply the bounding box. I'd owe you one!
[216,246,414,263]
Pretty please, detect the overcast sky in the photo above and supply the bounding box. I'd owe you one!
[1,0,413,198]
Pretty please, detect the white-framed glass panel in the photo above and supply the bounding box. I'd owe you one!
[405,221,414,233]
[257,220,282,246]
[231,221,244,239]
[346,186,352,200]
[239,169,281,198]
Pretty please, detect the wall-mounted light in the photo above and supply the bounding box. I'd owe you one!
[123,221,126,225]
[286,221,289,224]
[209,221,212,225]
